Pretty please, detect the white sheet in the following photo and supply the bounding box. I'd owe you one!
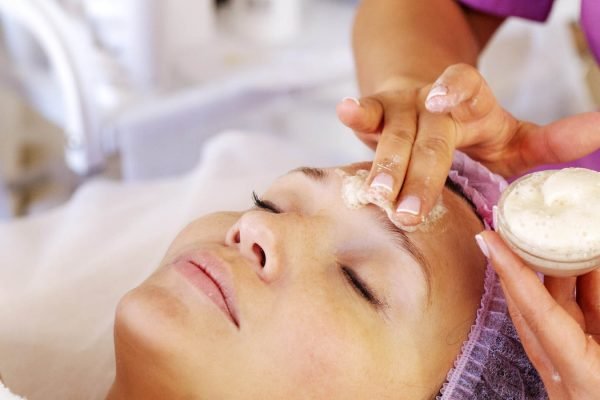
[0,131,343,400]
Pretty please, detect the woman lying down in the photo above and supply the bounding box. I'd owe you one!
[0,152,546,399]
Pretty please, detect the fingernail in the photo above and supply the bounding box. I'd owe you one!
[426,84,448,101]
[342,97,361,107]
[425,84,449,112]
[475,233,490,258]
[551,369,561,383]
[396,195,421,216]
[370,173,393,193]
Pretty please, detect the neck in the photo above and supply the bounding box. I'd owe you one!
[105,374,175,400]
[108,330,178,400]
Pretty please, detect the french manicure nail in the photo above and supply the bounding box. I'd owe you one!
[396,195,421,216]
[426,97,449,113]
[370,173,394,193]
[342,96,361,106]
[425,84,451,112]
[475,234,490,258]
[426,84,448,103]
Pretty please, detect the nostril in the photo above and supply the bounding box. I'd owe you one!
[252,243,266,267]
[233,231,241,244]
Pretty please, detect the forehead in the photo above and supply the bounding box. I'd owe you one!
[272,163,471,221]
[268,164,478,271]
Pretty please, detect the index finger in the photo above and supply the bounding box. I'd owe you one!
[425,63,496,122]
[366,95,418,205]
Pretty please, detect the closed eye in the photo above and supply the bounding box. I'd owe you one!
[252,191,281,214]
[341,266,383,308]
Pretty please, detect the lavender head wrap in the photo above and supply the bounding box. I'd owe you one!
[438,152,547,399]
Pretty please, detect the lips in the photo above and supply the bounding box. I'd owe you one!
[173,251,240,328]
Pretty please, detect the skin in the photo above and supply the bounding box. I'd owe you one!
[479,232,600,400]
[106,162,486,400]
[337,0,504,226]
[336,0,600,227]
[336,4,600,395]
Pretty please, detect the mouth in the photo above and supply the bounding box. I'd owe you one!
[173,251,240,328]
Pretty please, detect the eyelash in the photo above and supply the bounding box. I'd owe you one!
[252,191,280,213]
[252,192,381,309]
[341,266,382,307]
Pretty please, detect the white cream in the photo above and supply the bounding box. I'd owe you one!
[500,168,600,263]
[336,169,446,232]
[338,169,371,209]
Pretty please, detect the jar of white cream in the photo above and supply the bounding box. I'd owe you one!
[495,168,600,277]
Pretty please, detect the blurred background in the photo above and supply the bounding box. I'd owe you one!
[0,0,597,220]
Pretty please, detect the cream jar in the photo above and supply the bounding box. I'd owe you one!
[495,168,600,277]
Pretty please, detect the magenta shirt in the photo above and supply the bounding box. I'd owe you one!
[459,0,600,172]
[458,0,600,65]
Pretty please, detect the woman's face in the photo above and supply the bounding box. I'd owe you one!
[111,163,486,400]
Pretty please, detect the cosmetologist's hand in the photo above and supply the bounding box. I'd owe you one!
[337,63,600,227]
[477,231,600,400]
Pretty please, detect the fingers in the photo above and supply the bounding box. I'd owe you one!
[424,63,497,123]
[336,96,385,149]
[517,112,600,167]
[545,276,576,304]
[337,90,459,227]
[336,96,386,133]
[545,276,585,328]
[501,283,568,397]
[393,112,456,225]
[577,269,600,341]
[366,100,418,204]
[478,231,592,370]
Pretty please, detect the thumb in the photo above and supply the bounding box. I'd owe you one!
[518,112,600,166]
[425,63,498,123]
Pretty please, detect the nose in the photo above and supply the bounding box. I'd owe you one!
[225,211,281,282]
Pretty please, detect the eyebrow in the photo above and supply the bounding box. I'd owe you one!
[291,166,327,181]
[292,166,432,299]
[374,212,432,301]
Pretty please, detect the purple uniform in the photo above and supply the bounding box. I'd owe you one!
[459,0,600,64]
[459,0,600,171]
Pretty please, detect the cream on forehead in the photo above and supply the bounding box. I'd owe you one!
[500,168,600,262]
[336,169,446,232]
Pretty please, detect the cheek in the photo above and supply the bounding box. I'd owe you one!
[250,289,393,398]
[114,270,233,365]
